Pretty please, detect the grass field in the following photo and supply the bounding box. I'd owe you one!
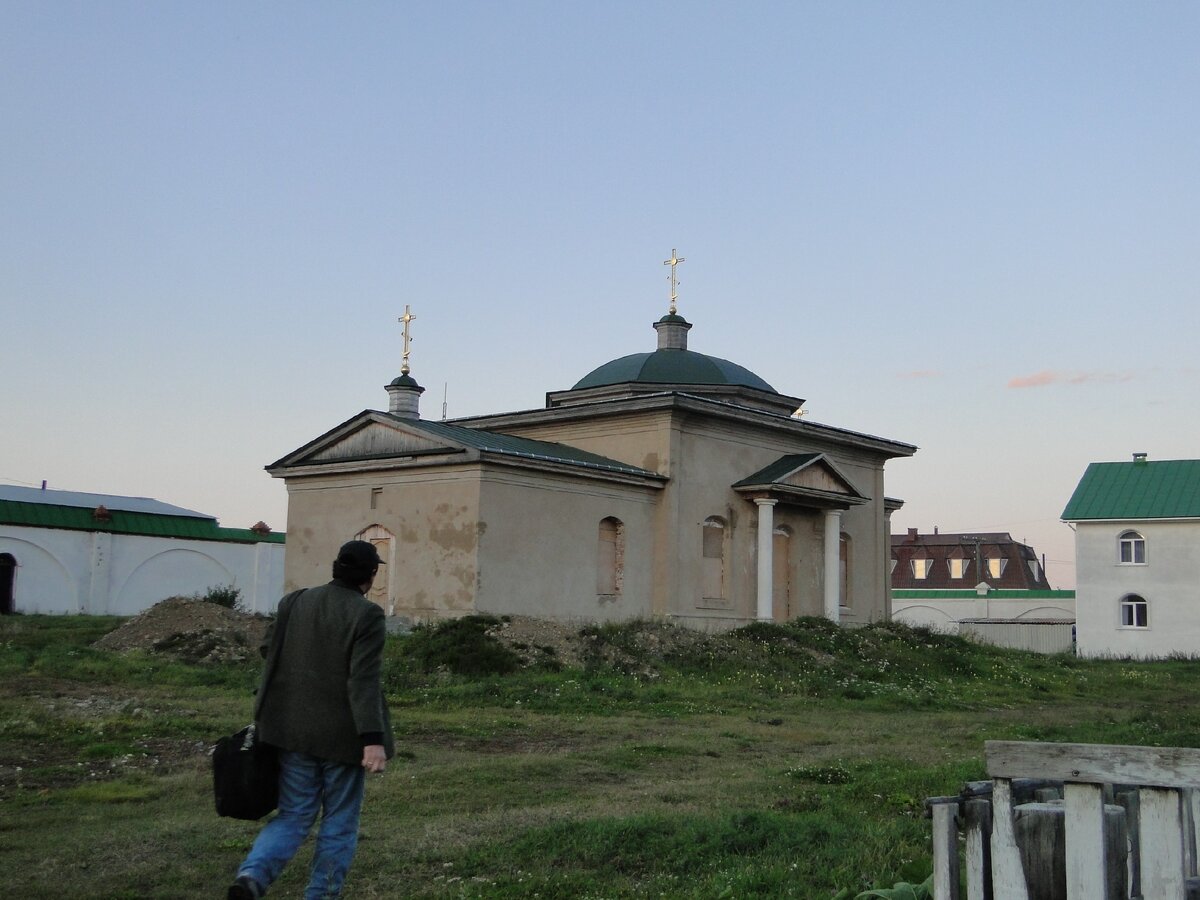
[3,612,1200,899]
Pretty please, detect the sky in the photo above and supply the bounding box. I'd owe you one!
[3,2,1198,589]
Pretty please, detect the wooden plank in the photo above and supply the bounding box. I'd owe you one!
[989,779,1030,900]
[1188,788,1200,876]
[987,741,1200,788]
[963,799,993,900]
[931,802,961,900]
[1115,789,1141,899]
[1140,787,1187,898]
[1064,782,1109,900]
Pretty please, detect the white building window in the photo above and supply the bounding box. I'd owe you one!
[911,558,931,580]
[1119,594,1148,628]
[948,558,968,580]
[1118,531,1146,565]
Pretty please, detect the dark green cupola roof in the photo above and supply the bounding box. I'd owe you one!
[572,314,777,393]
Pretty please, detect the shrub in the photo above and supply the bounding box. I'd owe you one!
[201,584,243,611]
[399,615,521,676]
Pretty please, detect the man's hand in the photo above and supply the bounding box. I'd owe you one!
[362,744,387,773]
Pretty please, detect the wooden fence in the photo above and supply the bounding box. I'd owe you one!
[927,741,1200,899]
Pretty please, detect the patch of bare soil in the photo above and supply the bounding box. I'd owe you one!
[93,597,271,664]
[485,615,585,669]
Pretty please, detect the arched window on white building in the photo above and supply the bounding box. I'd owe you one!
[1118,531,1146,565]
[1119,594,1148,628]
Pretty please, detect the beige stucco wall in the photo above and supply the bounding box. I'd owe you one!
[473,467,660,621]
[282,467,483,621]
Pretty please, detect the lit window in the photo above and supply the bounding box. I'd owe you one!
[986,557,1007,579]
[911,558,931,580]
[1119,531,1146,564]
[1120,594,1148,628]
[948,558,967,580]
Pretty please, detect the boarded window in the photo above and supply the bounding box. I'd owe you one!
[597,517,624,595]
[772,525,791,620]
[702,517,726,601]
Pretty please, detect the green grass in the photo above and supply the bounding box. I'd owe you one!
[3,613,1200,898]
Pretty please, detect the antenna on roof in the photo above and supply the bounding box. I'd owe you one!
[441,383,448,421]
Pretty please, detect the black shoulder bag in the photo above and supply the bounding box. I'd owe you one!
[212,591,299,820]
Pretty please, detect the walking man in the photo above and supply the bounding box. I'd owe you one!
[228,540,394,900]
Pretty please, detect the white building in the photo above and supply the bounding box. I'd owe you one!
[1062,454,1200,658]
[0,485,286,616]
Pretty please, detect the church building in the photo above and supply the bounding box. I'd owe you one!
[268,259,916,629]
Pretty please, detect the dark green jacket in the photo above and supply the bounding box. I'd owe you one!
[254,580,394,766]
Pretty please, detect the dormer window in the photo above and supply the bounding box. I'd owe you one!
[1118,531,1146,565]
[948,558,968,580]
[986,557,1007,579]
[911,558,932,580]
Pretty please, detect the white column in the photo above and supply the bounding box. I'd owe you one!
[823,509,841,623]
[755,499,777,621]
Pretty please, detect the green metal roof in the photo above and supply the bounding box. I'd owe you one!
[0,500,285,543]
[572,349,776,393]
[732,453,822,488]
[395,418,664,480]
[1061,459,1200,521]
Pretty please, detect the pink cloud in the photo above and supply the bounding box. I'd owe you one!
[1008,370,1135,389]
[1008,370,1061,388]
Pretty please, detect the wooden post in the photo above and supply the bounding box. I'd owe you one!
[963,799,993,900]
[990,780,1031,900]
[1064,783,1109,899]
[932,801,961,900]
[1140,787,1187,898]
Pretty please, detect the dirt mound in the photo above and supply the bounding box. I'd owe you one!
[94,597,271,664]
[485,615,585,668]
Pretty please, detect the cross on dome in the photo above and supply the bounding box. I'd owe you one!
[398,305,416,375]
[663,248,685,315]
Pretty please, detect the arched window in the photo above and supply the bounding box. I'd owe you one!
[1119,594,1148,628]
[597,517,624,596]
[1119,531,1146,565]
[702,516,727,602]
[0,553,15,615]
[355,524,395,613]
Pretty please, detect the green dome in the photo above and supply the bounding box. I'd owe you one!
[573,349,776,392]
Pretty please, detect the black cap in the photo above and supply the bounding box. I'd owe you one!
[336,540,385,568]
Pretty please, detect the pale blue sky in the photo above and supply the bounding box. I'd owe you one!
[4,2,1198,588]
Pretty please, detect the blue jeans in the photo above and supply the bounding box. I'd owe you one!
[238,750,365,900]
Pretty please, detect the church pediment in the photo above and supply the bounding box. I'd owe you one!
[307,420,461,463]
[733,453,867,509]
[267,412,471,472]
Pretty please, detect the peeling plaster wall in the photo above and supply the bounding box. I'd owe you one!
[283,468,482,621]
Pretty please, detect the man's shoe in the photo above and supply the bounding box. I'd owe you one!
[227,875,263,899]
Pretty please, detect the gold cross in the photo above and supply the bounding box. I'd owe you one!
[398,305,416,375]
[663,248,685,315]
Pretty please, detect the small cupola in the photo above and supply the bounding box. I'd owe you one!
[652,313,692,350]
